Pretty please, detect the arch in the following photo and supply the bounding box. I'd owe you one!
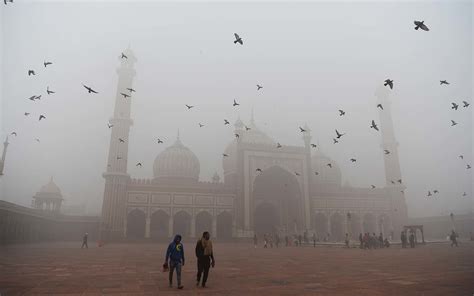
[252,165,303,234]
[217,211,233,239]
[313,212,328,238]
[363,213,376,234]
[195,211,213,237]
[378,214,391,238]
[349,213,362,237]
[127,209,146,238]
[173,211,191,237]
[330,213,344,242]
[150,210,169,239]
[254,203,279,235]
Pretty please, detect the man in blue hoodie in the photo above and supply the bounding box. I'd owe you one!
[165,234,185,289]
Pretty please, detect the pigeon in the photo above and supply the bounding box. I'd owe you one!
[310,144,317,148]
[462,101,470,108]
[44,61,52,68]
[28,95,36,101]
[459,155,464,159]
[185,104,194,109]
[440,80,449,85]
[136,163,142,167]
[333,138,339,144]
[245,126,251,131]
[34,95,42,100]
[467,164,471,169]
[433,190,439,194]
[335,129,345,139]
[414,20,429,31]
[127,88,136,93]
[314,172,319,175]
[350,158,357,162]
[47,86,55,95]
[157,138,164,144]
[233,99,240,107]
[257,84,263,90]
[39,115,46,121]
[401,190,405,194]
[371,185,376,189]
[35,138,40,143]
[427,191,432,197]
[384,79,393,89]
[28,70,35,76]
[121,52,128,59]
[4,0,13,5]
[223,153,229,157]
[120,92,131,98]
[391,180,395,184]
[224,119,230,125]
[398,179,402,184]
[327,163,332,168]
[370,120,379,131]
[256,168,262,172]
[299,127,306,132]
[451,102,459,110]
[107,123,113,128]
[463,192,467,197]
[235,133,240,139]
[118,138,125,143]
[24,112,30,116]
[82,84,98,94]
[377,104,384,110]
[295,172,300,176]
[338,110,345,116]
[199,123,204,128]
[234,33,243,45]
[10,132,17,136]
[384,149,390,155]
[451,120,457,126]
[276,143,282,148]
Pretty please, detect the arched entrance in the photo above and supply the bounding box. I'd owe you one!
[217,211,233,239]
[313,213,328,238]
[127,209,146,238]
[150,210,169,239]
[173,211,191,237]
[330,213,344,242]
[195,211,213,237]
[350,213,362,237]
[363,213,376,234]
[252,166,303,235]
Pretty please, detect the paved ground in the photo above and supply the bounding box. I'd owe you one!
[0,241,473,296]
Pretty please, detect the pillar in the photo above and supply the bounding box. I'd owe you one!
[168,215,173,238]
[212,216,217,238]
[327,214,331,240]
[191,215,196,238]
[145,217,150,239]
[123,218,127,237]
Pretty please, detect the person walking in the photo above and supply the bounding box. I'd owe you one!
[401,231,407,248]
[450,230,458,247]
[195,231,215,288]
[358,233,363,249]
[164,234,185,289]
[81,232,88,249]
[409,232,415,248]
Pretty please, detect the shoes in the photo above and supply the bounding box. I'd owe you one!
[178,285,184,289]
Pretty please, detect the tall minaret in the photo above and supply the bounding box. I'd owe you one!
[375,86,408,234]
[0,136,9,176]
[101,46,137,240]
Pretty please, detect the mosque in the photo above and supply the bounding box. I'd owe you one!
[99,47,408,241]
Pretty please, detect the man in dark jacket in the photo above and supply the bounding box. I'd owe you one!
[165,234,185,289]
[195,231,215,288]
[81,232,88,249]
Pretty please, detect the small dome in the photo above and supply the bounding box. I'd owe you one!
[40,177,62,194]
[153,136,200,181]
[311,152,342,186]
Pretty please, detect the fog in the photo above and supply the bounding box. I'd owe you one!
[0,1,472,217]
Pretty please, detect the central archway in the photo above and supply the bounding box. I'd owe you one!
[127,209,146,238]
[252,165,303,235]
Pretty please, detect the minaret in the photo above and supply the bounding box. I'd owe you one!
[301,123,312,231]
[101,46,137,240]
[375,86,408,234]
[0,136,9,176]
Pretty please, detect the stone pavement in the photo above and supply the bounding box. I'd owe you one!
[0,241,473,295]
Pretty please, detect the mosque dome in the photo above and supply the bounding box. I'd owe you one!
[153,135,200,181]
[311,151,342,186]
[39,177,62,195]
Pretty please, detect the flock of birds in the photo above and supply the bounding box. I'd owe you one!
[4,5,471,202]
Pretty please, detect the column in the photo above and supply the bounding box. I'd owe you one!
[191,214,196,238]
[145,217,151,239]
[360,215,364,234]
[212,216,217,238]
[327,214,331,240]
[168,215,173,238]
[123,218,127,237]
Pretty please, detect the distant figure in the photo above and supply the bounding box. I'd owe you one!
[303,230,308,244]
[285,235,289,247]
[378,233,384,248]
[195,231,215,288]
[358,233,363,249]
[81,232,88,249]
[275,234,280,248]
[345,233,349,248]
[298,234,302,246]
[269,235,274,248]
[263,234,268,248]
[372,233,378,249]
[165,234,185,289]
[450,230,458,247]
[409,232,415,248]
[401,231,407,248]
[253,234,258,248]
[312,233,316,247]
[383,238,390,248]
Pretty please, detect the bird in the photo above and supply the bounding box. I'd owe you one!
[384,79,393,89]
[10,132,17,136]
[24,112,30,116]
[314,172,319,175]
[427,191,432,197]
[310,144,317,148]
[4,0,14,5]
[256,168,262,172]
[462,101,470,108]
[371,185,376,189]
[350,158,357,162]
[333,138,339,144]
[224,119,230,125]
[467,164,471,169]
[35,138,40,143]
[327,163,332,168]
[121,52,128,59]
[117,156,122,160]
[335,129,345,139]
[39,115,46,121]
[245,126,251,131]
[440,80,449,85]
[46,86,55,95]
[28,70,35,76]
[370,120,379,131]
[28,95,36,101]
[377,104,384,110]
[136,163,142,167]
[384,149,390,155]
[401,190,405,194]
[82,84,98,94]
[34,95,42,100]
[295,172,300,176]
[127,88,136,93]
[451,102,459,110]
[299,127,306,133]
[234,133,240,139]
[120,92,131,98]
[338,109,345,116]
[433,190,439,194]
[459,155,464,159]
[257,84,263,90]
[391,180,395,184]
[463,192,467,197]
[223,153,229,157]
[199,123,204,128]
[414,20,429,31]
[185,104,194,109]
[157,138,164,144]
[107,123,113,128]
[118,138,125,143]
[398,179,402,184]
[451,120,457,126]
[276,143,282,148]
[234,33,243,45]
[44,61,52,68]
[233,99,240,107]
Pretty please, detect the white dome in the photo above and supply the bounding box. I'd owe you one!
[40,177,62,194]
[153,137,200,181]
[311,152,342,186]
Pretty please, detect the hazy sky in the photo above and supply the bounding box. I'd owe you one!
[0,0,472,217]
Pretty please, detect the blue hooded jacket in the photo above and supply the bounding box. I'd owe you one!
[166,235,185,263]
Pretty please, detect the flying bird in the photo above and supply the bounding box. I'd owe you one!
[377,104,384,110]
[462,101,470,108]
[370,120,379,131]
[223,153,229,157]
[398,179,402,184]
[24,112,30,116]
[414,20,429,31]
[34,95,42,100]
[276,143,282,148]
[233,99,240,107]
[127,88,136,93]
[35,138,40,143]
[257,84,263,90]
[82,84,98,94]
[224,119,230,125]
[39,115,46,121]
[199,123,204,128]
[136,163,142,167]
[121,52,128,59]
[28,70,35,76]
[433,190,439,194]
[157,138,163,144]
[245,126,251,131]
[118,138,125,143]
[440,80,449,85]
[4,0,14,5]
[299,127,306,133]
[327,163,332,168]
[234,33,243,45]
[120,92,131,98]
[47,86,55,95]
[314,172,319,175]
[391,180,395,184]
[467,164,471,169]
[333,138,339,144]
[371,185,376,189]
[463,192,467,197]
[459,155,464,159]
[451,102,459,110]
[185,104,194,109]
[10,132,17,136]
[384,149,390,155]
[338,110,345,116]
[28,95,36,101]
[256,168,262,172]
[295,172,300,176]
[350,158,357,162]
[384,79,393,89]
[427,191,432,197]
[451,120,457,126]
[235,133,240,139]
[107,123,113,128]
[44,61,52,68]
[335,129,345,139]
[310,144,317,148]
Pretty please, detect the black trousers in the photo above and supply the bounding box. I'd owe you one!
[81,241,88,248]
[197,256,211,285]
